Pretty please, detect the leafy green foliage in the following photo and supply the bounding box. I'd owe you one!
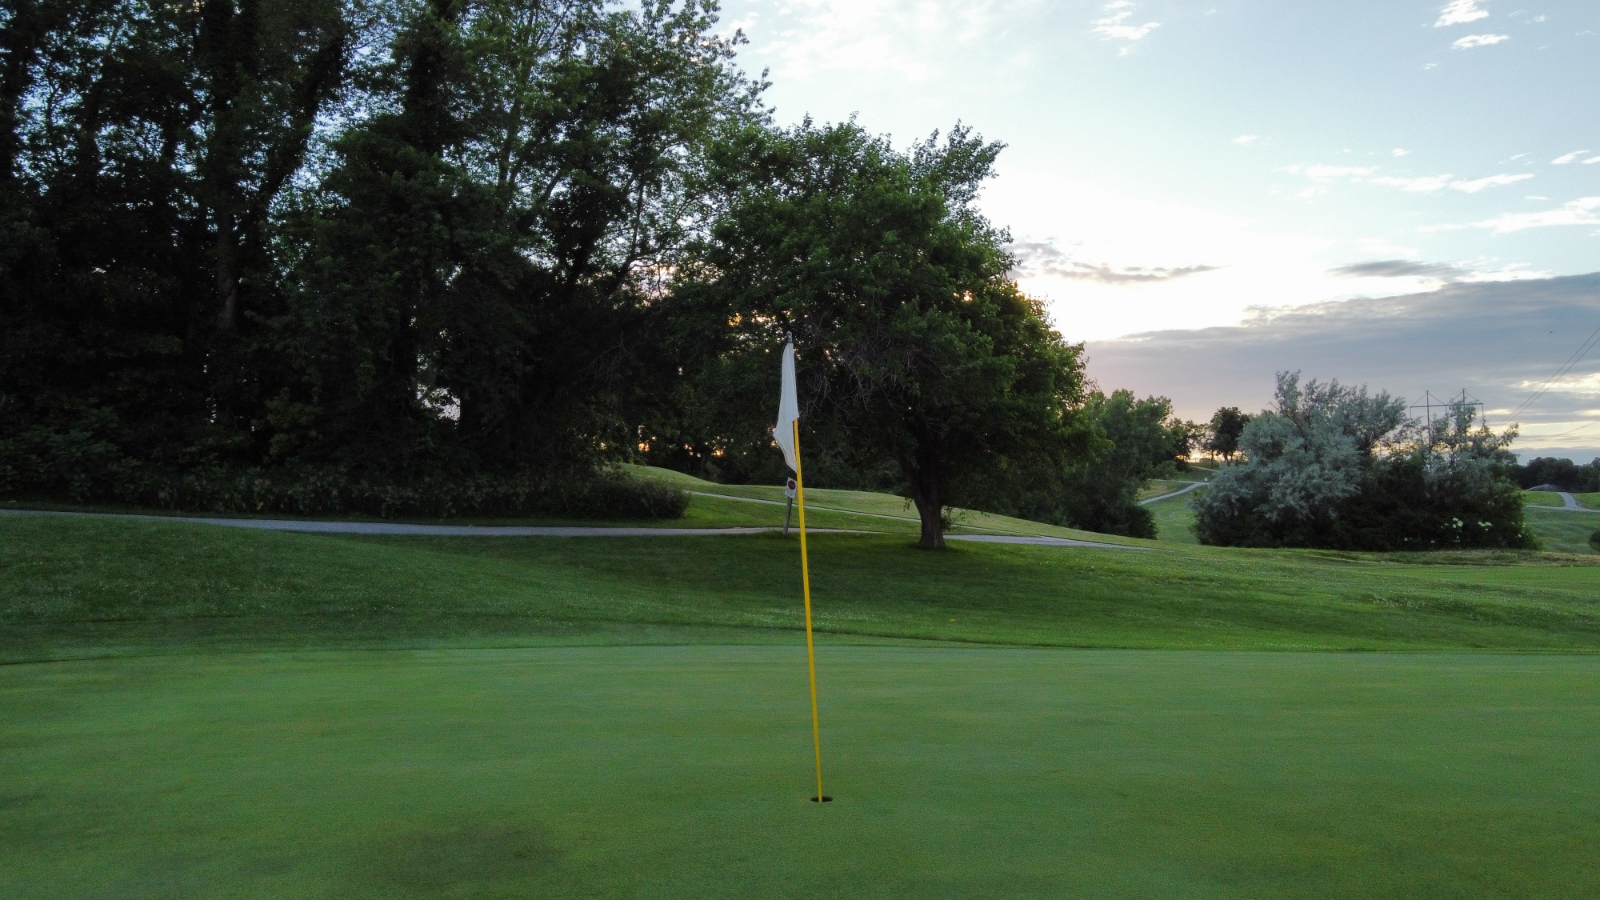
[1195,373,1532,550]
[1,0,756,516]
[968,390,1188,538]
[1516,456,1600,492]
[659,120,1090,547]
[1204,406,1251,461]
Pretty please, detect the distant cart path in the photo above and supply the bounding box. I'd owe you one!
[1555,492,1600,513]
[1139,481,1206,506]
[1,508,1141,549]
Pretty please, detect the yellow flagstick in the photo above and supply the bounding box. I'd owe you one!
[793,419,827,803]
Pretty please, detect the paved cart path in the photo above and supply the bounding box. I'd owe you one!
[1554,492,1600,513]
[1,508,1142,548]
[1139,481,1206,506]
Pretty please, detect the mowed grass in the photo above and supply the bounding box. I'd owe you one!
[4,510,1600,661]
[5,497,1600,897]
[3,646,1599,898]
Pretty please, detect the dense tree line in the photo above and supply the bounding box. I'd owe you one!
[1,0,759,516]
[1516,457,1600,493]
[9,0,1193,542]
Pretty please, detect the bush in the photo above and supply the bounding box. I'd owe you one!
[134,467,687,520]
[1590,530,1600,552]
[1194,373,1532,551]
[0,445,687,521]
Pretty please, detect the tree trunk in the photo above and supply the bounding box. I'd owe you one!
[909,480,945,549]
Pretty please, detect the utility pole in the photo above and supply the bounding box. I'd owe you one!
[1411,389,1485,459]
[1410,391,1440,454]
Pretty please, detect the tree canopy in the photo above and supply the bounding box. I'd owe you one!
[659,120,1091,547]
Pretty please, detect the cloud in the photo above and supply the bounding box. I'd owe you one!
[1329,260,1469,280]
[1091,1,1161,43]
[1009,241,1220,284]
[1393,148,1410,157]
[1369,174,1456,192]
[743,0,1022,85]
[1452,33,1510,48]
[1297,164,1378,179]
[1084,275,1600,456]
[1434,0,1490,27]
[1286,166,1525,195]
[1449,173,1534,193]
[1551,150,1589,164]
[1233,134,1260,145]
[1586,157,1600,165]
[1472,197,1600,233]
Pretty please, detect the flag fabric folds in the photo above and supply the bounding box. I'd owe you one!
[775,339,800,472]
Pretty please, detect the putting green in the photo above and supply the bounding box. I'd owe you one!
[4,646,1597,898]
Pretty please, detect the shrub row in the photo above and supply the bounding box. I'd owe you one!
[0,433,686,520]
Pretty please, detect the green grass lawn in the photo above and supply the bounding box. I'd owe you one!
[1577,492,1600,510]
[1147,486,1204,543]
[4,646,1598,898]
[6,493,1600,896]
[1523,490,1563,507]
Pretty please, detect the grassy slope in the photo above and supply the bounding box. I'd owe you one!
[5,508,1600,662]
[5,647,1597,899]
[1524,507,1600,554]
[633,466,1141,544]
[1147,486,1204,544]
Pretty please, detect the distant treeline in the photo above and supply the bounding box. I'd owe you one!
[1516,457,1600,493]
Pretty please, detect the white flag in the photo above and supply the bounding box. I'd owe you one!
[774,338,800,472]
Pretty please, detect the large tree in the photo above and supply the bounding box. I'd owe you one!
[0,0,357,495]
[278,0,759,474]
[665,121,1089,547]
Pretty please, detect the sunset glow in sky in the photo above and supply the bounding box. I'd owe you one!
[719,0,1600,456]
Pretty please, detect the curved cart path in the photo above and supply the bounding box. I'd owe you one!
[1554,492,1600,513]
[2,508,1142,548]
[1139,481,1206,506]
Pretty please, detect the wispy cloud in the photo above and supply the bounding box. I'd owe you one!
[1010,241,1219,285]
[1393,148,1411,157]
[1233,134,1260,145]
[1090,1,1161,48]
[1549,150,1588,164]
[1452,33,1509,48]
[1434,0,1490,27]
[1449,173,1535,193]
[1369,174,1457,192]
[748,0,1020,84]
[1586,157,1600,165]
[1471,197,1600,233]
[1330,260,1469,280]
[1296,166,1532,194]
[1285,164,1378,179]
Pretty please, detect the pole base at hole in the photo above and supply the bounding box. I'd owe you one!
[811,796,833,803]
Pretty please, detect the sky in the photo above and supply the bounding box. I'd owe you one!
[715,0,1600,460]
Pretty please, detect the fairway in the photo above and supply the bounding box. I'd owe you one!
[4,646,1598,898]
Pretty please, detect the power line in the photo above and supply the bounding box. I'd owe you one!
[1502,271,1600,425]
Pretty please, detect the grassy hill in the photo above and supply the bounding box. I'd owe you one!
[4,492,1598,664]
